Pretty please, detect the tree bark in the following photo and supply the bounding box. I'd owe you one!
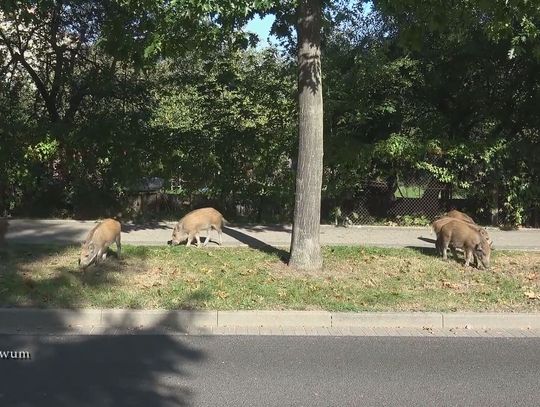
[289,0,324,270]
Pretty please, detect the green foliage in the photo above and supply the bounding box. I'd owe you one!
[394,214,431,226]
[1,0,539,225]
[150,48,297,220]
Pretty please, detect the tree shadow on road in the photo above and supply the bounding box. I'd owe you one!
[0,244,207,406]
[0,311,205,406]
[233,224,292,232]
[417,236,436,245]
[3,219,89,245]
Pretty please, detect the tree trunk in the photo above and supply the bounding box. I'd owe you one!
[289,0,324,270]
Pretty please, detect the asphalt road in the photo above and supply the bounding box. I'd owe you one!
[3,218,540,250]
[1,334,539,406]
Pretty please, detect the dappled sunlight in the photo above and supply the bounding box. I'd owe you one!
[1,244,538,312]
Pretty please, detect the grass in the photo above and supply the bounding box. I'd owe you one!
[0,244,539,312]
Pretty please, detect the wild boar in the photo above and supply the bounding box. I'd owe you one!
[170,207,226,247]
[436,219,491,268]
[79,218,121,268]
[432,216,492,246]
[445,209,475,224]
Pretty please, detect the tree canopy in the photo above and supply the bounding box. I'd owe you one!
[1,0,538,226]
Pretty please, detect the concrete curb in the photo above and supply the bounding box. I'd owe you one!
[2,309,540,333]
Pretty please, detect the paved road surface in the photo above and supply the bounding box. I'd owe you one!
[3,218,540,250]
[1,334,539,406]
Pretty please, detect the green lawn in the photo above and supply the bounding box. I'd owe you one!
[0,244,539,312]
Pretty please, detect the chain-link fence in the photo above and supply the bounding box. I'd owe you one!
[124,172,538,227]
[329,174,469,226]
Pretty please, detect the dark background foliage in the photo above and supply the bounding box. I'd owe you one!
[1,0,538,225]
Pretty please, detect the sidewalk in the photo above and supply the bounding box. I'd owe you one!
[3,220,540,338]
[1,308,540,337]
[4,218,540,250]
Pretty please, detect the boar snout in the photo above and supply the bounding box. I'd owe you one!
[171,228,187,245]
[475,243,491,269]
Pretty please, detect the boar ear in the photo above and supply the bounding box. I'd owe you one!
[88,242,95,251]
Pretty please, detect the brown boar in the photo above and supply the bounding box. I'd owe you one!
[436,219,491,268]
[170,207,226,247]
[432,216,492,246]
[79,218,121,268]
[445,209,475,224]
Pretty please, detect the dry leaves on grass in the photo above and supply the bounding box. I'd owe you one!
[525,273,538,281]
[441,280,462,290]
[524,291,540,300]
[134,267,165,289]
[216,290,229,299]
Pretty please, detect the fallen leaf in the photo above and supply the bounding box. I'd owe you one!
[441,281,461,289]
[524,291,539,300]
[216,290,229,299]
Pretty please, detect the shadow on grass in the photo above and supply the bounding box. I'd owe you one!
[0,218,8,245]
[0,244,207,406]
[404,245,439,257]
[223,227,289,263]
[0,245,140,308]
[405,245,471,267]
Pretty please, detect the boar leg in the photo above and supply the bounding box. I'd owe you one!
[464,250,473,267]
[472,254,481,269]
[203,230,211,247]
[94,250,102,264]
[435,236,443,256]
[217,229,222,245]
[186,235,193,247]
[439,236,450,260]
[435,239,441,255]
[441,244,448,261]
[450,246,459,260]
[116,236,122,259]
[195,233,202,247]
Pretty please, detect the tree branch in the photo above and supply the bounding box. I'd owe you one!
[14,52,58,122]
[50,0,64,104]
[64,85,87,123]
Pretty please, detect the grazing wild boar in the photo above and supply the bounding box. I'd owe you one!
[432,216,492,246]
[170,207,226,247]
[445,209,475,224]
[79,218,121,268]
[436,219,491,268]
